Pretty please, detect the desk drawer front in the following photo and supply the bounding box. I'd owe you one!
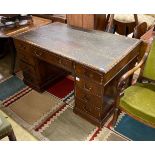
[33,47,73,71]
[20,61,36,75]
[14,40,30,53]
[75,64,102,84]
[20,62,41,85]
[75,78,102,97]
[75,87,103,108]
[18,53,35,66]
[75,98,102,119]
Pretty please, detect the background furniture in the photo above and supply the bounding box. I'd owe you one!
[111,35,155,128]
[0,14,33,29]
[108,14,155,37]
[114,14,155,29]
[13,23,144,126]
[0,114,16,141]
[34,14,67,23]
[112,14,138,36]
[67,14,109,31]
[0,14,33,59]
[133,22,147,39]
[0,16,51,74]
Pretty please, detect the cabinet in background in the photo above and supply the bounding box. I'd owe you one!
[67,14,108,31]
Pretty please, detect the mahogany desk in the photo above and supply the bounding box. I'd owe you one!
[13,23,145,126]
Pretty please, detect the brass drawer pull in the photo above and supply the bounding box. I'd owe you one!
[35,51,43,57]
[83,95,89,102]
[84,83,92,91]
[95,107,101,117]
[58,59,62,64]
[84,105,91,113]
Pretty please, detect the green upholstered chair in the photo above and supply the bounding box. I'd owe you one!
[0,114,16,141]
[111,39,155,128]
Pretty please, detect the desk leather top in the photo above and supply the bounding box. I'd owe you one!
[14,22,141,73]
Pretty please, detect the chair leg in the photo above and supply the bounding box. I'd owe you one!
[8,130,17,141]
[111,108,120,128]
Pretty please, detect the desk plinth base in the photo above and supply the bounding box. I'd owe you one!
[73,106,114,127]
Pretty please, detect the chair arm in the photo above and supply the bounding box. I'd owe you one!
[114,53,148,107]
[119,53,148,84]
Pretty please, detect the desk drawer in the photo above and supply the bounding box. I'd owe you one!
[75,64,102,84]
[18,53,35,66]
[14,39,30,53]
[75,98,102,119]
[19,60,36,75]
[75,87,103,108]
[21,63,41,85]
[75,78,102,97]
[33,47,73,71]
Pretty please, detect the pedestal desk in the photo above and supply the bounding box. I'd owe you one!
[13,23,145,126]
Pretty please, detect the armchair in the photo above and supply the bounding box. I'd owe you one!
[111,39,155,128]
[0,114,16,141]
[107,14,155,39]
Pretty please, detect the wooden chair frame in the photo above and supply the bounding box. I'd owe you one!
[0,128,16,141]
[107,14,138,34]
[111,50,155,128]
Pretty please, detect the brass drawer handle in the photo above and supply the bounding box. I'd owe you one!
[84,105,91,113]
[83,95,89,102]
[58,59,62,64]
[35,51,43,57]
[96,107,101,117]
[84,83,92,92]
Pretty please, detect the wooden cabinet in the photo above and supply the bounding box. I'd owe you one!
[67,14,107,31]
[67,14,83,28]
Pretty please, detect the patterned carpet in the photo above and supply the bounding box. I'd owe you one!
[1,71,154,141]
[111,113,155,141]
[0,71,125,141]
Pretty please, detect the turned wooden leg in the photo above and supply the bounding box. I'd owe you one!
[111,108,120,128]
[8,130,17,141]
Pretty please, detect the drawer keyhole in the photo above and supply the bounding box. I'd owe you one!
[58,59,62,64]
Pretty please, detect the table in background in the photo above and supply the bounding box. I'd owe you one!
[0,16,51,74]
